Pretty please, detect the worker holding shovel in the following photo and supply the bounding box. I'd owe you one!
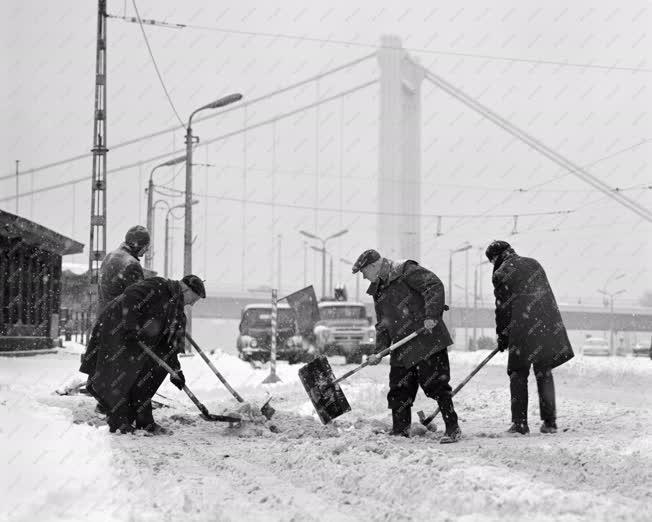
[80,275,206,434]
[353,250,462,443]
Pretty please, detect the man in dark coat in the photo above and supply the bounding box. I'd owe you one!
[486,240,574,435]
[97,225,151,315]
[80,274,206,434]
[353,249,461,443]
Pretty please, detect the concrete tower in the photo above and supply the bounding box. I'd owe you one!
[377,35,424,259]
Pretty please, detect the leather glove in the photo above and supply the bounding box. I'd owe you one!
[497,338,508,352]
[423,318,437,332]
[170,371,186,390]
[367,353,382,366]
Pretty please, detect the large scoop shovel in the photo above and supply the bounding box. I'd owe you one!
[299,329,424,424]
[185,333,275,419]
[139,342,242,423]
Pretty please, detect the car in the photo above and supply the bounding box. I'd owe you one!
[581,337,610,356]
[314,301,376,364]
[632,340,652,358]
[236,303,315,364]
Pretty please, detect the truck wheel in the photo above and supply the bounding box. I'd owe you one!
[345,352,362,365]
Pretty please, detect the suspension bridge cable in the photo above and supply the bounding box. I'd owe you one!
[0,53,374,182]
[0,81,378,203]
[521,139,652,192]
[422,67,652,222]
[130,0,185,128]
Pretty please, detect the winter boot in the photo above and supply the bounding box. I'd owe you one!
[137,422,170,435]
[540,420,557,434]
[440,426,462,444]
[437,396,461,444]
[109,422,135,434]
[391,407,412,437]
[506,422,530,435]
[94,402,108,416]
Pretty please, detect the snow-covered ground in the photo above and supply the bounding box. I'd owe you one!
[1,342,651,522]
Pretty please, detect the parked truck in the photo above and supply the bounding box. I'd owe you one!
[313,300,376,364]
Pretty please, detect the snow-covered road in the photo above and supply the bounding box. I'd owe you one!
[1,346,651,522]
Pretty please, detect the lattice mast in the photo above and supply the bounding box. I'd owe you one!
[88,0,108,302]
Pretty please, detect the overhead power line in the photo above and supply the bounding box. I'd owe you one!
[130,0,185,128]
[0,81,377,203]
[423,67,652,223]
[0,53,374,181]
[157,183,576,219]
[150,20,652,73]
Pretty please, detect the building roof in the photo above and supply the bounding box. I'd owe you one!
[0,209,84,256]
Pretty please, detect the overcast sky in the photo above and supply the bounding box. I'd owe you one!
[1,1,650,306]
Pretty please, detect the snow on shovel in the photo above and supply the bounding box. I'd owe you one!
[299,329,425,424]
[184,333,275,420]
[138,342,242,423]
[417,346,501,428]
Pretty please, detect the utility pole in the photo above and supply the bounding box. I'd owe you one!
[303,241,308,287]
[15,160,19,213]
[329,256,333,296]
[598,288,626,355]
[88,0,109,312]
[300,229,348,299]
[145,156,186,270]
[277,234,282,294]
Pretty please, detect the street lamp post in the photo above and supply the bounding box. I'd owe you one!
[299,229,348,298]
[448,243,472,346]
[473,260,491,349]
[145,155,187,270]
[184,93,242,339]
[597,288,626,355]
[165,201,198,278]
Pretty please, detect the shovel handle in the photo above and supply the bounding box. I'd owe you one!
[419,346,501,426]
[333,328,424,385]
[185,333,245,403]
[137,341,212,418]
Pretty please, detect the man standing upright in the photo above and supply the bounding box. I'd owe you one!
[353,249,461,443]
[97,225,150,315]
[486,240,574,435]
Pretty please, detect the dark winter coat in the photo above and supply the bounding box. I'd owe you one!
[97,243,145,315]
[492,252,574,371]
[80,277,186,411]
[368,259,453,368]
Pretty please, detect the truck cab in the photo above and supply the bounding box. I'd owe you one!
[236,303,314,364]
[314,301,376,364]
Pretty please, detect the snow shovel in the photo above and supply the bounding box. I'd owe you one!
[185,333,275,419]
[299,328,425,424]
[138,342,242,423]
[417,346,501,427]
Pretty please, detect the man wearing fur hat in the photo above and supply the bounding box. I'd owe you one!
[81,275,206,434]
[486,240,574,435]
[353,250,461,443]
[97,225,151,315]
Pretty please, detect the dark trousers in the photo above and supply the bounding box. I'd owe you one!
[387,350,458,429]
[107,362,167,430]
[508,365,556,424]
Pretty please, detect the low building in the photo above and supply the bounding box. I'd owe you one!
[0,209,83,353]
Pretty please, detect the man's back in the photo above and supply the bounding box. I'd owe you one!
[98,244,144,313]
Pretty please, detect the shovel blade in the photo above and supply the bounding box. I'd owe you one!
[298,356,351,424]
[260,397,275,420]
[201,413,242,423]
